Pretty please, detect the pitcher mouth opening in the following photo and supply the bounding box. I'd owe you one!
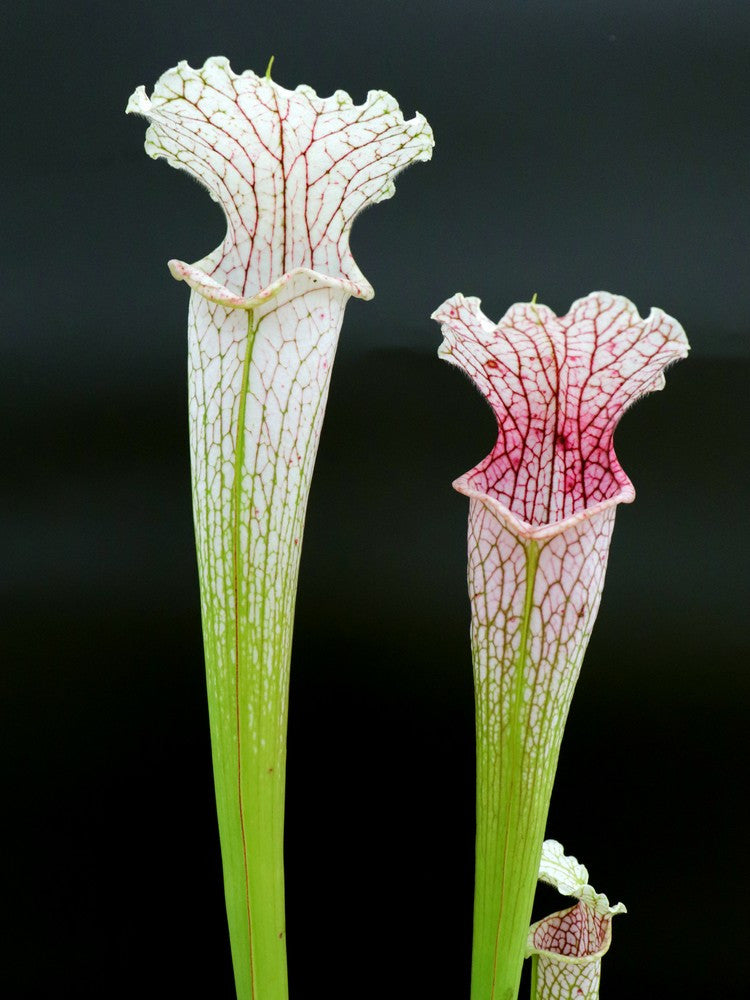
[528,902,616,964]
[455,472,634,541]
[168,258,374,310]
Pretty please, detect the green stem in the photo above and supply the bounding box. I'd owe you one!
[471,539,552,1000]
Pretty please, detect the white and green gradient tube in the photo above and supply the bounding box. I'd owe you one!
[128,58,433,999]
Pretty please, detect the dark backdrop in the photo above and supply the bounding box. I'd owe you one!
[2,2,748,997]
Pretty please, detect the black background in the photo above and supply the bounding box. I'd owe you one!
[3,2,748,997]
